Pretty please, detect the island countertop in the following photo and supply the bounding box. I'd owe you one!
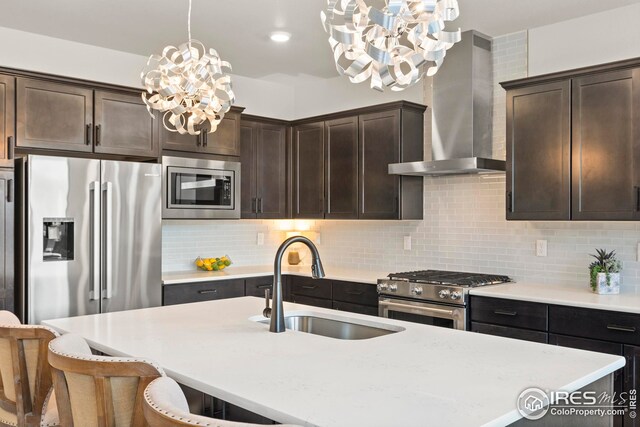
[43,297,624,427]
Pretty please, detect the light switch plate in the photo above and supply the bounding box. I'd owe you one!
[257,232,265,246]
[536,240,547,257]
[404,235,412,251]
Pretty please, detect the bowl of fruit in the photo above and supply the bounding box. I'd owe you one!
[195,255,232,272]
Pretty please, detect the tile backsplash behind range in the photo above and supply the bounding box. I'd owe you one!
[162,31,640,289]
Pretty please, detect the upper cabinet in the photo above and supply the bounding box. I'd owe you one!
[291,102,425,220]
[0,75,15,167]
[240,117,288,219]
[160,107,243,157]
[502,59,640,221]
[15,78,159,158]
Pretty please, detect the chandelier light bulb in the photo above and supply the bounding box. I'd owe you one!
[321,0,462,92]
[270,31,291,43]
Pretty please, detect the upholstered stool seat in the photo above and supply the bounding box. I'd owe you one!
[0,310,59,427]
[143,376,302,427]
[48,333,165,427]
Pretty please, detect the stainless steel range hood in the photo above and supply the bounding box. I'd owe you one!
[389,30,505,176]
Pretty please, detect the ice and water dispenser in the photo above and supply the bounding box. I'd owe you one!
[42,218,74,261]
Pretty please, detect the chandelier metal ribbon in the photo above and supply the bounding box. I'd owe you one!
[141,0,235,135]
[321,0,461,92]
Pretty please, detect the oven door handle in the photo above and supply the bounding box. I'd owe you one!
[379,300,456,317]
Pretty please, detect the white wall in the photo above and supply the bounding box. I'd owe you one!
[528,3,640,76]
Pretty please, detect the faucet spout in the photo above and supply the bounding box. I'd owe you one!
[270,236,324,333]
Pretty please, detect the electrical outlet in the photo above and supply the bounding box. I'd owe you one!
[257,232,265,246]
[536,240,547,257]
[404,235,412,251]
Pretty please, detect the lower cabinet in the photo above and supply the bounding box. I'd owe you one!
[163,279,245,306]
[470,295,638,426]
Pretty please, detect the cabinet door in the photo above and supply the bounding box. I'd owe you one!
[160,125,202,152]
[506,81,571,220]
[624,345,640,427]
[244,276,274,298]
[203,111,241,156]
[94,90,159,157]
[325,117,358,219]
[16,78,93,152]
[572,69,640,220]
[0,75,15,166]
[163,279,245,306]
[256,122,287,219]
[0,170,14,312]
[292,122,325,218]
[240,121,258,218]
[359,110,400,219]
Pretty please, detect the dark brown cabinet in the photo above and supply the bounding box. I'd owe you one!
[572,69,640,220]
[244,276,274,298]
[503,60,640,221]
[94,90,158,157]
[292,122,325,219]
[163,279,245,306]
[16,78,93,152]
[0,75,14,167]
[287,276,378,315]
[0,170,14,312]
[240,118,287,219]
[161,108,243,157]
[505,81,571,220]
[325,117,358,219]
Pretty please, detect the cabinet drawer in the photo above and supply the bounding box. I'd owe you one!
[550,305,640,346]
[548,334,623,356]
[289,276,331,299]
[163,279,245,306]
[290,294,332,309]
[332,300,378,316]
[244,276,274,297]
[470,296,548,331]
[332,280,377,306]
[471,322,548,344]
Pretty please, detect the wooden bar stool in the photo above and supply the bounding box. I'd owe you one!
[0,310,59,427]
[143,377,301,427]
[48,333,164,427]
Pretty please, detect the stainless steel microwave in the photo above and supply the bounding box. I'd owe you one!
[162,156,241,219]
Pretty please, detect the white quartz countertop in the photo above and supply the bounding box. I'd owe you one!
[43,297,624,427]
[470,281,640,314]
[162,265,388,285]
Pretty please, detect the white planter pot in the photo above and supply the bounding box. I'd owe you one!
[592,272,621,295]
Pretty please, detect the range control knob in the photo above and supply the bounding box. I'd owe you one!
[389,284,398,292]
[450,291,462,300]
[377,283,388,292]
[438,289,450,299]
[411,286,423,296]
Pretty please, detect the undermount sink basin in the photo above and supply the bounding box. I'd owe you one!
[257,314,404,340]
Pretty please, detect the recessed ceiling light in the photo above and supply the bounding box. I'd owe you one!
[270,31,291,43]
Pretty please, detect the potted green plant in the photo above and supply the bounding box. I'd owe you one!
[589,249,622,295]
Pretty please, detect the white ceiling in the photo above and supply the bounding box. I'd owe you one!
[1,0,639,78]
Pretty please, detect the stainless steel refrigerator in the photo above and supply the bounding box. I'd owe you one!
[19,155,162,324]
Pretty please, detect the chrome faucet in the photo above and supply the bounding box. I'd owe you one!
[265,236,325,333]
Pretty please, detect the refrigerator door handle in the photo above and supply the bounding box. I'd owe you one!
[89,182,100,301]
[102,182,113,300]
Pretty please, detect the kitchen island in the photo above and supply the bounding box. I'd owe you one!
[43,297,624,427]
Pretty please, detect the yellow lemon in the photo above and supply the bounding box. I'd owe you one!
[195,258,204,267]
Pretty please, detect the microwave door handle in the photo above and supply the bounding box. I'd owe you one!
[89,182,100,301]
[102,182,113,300]
[379,300,456,317]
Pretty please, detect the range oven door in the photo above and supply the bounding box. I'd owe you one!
[379,297,467,331]
[162,156,241,219]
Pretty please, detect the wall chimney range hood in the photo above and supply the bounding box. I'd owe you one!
[389,30,506,176]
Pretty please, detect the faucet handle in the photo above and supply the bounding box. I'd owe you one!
[262,289,272,318]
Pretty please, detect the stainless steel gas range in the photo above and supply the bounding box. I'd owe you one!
[377,270,512,331]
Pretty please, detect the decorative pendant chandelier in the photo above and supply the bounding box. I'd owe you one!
[321,0,461,92]
[141,0,235,135]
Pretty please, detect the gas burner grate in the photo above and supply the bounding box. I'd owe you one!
[387,270,511,287]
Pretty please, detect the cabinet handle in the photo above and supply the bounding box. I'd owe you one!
[203,132,208,147]
[6,179,12,203]
[251,198,257,213]
[7,136,13,159]
[301,285,317,290]
[196,134,201,147]
[258,198,263,213]
[345,291,364,296]
[256,284,272,289]
[607,324,636,333]
[86,124,92,145]
[635,187,640,212]
[95,124,101,145]
[507,191,513,213]
[494,310,517,316]
[198,289,218,295]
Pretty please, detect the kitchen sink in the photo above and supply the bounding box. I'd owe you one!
[257,314,403,340]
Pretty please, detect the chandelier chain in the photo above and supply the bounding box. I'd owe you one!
[187,0,192,46]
